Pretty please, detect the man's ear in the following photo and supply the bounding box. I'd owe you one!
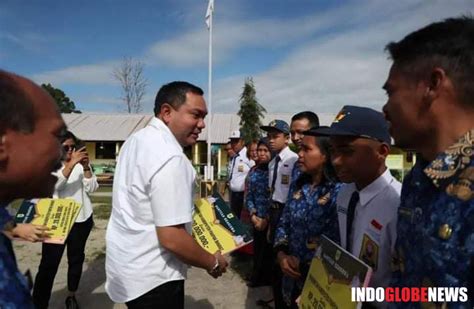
[159,103,173,124]
[0,134,9,162]
[378,143,390,159]
[423,67,446,103]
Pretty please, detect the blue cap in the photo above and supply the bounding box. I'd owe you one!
[305,105,391,144]
[260,119,290,134]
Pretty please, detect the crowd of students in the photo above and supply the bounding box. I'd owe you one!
[225,16,474,308]
[226,106,399,308]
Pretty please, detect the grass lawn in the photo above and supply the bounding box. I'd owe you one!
[95,186,112,193]
[90,195,112,220]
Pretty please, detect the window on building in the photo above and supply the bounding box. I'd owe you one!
[96,142,116,159]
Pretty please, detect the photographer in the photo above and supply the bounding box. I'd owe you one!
[33,130,99,309]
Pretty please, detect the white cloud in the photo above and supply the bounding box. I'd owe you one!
[210,0,474,113]
[27,0,473,113]
[32,61,119,86]
[0,31,51,53]
[144,2,357,67]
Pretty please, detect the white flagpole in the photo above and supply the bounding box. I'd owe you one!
[206,0,214,181]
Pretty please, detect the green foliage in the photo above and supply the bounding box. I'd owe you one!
[41,83,81,113]
[288,143,298,153]
[237,78,266,144]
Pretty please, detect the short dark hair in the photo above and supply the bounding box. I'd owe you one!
[385,15,474,107]
[291,111,320,128]
[153,81,204,116]
[0,70,35,134]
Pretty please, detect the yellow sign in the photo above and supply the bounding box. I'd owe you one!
[193,195,252,255]
[15,199,82,244]
[299,236,372,309]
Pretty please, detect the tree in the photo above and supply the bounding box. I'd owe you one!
[113,57,148,113]
[41,83,81,113]
[237,77,266,144]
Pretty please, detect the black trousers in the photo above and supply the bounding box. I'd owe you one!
[272,260,288,309]
[250,227,273,285]
[230,191,244,219]
[33,216,93,309]
[126,280,184,309]
[268,202,286,308]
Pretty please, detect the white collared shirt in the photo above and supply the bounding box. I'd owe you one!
[53,164,99,222]
[105,117,195,303]
[268,146,298,203]
[336,168,401,289]
[229,147,254,192]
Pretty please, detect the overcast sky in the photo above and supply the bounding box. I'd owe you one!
[1,0,472,113]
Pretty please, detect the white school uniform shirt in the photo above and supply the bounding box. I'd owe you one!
[336,168,401,289]
[105,117,195,303]
[229,147,254,192]
[268,146,298,203]
[53,164,99,222]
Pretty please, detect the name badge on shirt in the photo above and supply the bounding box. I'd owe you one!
[281,174,290,185]
[359,234,379,271]
[238,165,244,172]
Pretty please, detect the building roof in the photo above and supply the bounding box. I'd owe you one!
[63,112,336,143]
[62,113,153,141]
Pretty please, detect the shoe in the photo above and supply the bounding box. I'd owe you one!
[65,296,79,309]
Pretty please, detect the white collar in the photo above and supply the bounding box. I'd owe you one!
[237,146,247,158]
[358,168,394,206]
[277,146,293,160]
[148,117,183,150]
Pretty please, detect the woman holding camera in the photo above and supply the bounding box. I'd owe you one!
[33,131,99,309]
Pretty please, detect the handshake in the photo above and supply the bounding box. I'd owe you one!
[206,251,228,279]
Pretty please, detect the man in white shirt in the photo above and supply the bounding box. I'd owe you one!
[228,130,253,218]
[309,106,401,298]
[105,81,228,308]
[260,120,298,237]
[260,119,298,309]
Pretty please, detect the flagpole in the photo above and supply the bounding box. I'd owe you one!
[206,1,213,181]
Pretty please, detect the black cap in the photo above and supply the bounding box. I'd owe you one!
[305,105,391,144]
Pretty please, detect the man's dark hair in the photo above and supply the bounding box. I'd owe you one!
[0,70,35,134]
[291,111,320,128]
[153,81,204,116]
[385,15,474,107]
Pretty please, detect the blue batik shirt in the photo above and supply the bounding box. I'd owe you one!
[245,165,270,219]
[0,205,34,309]
[287,164,302,201]
[391,129,474,308]
[274,177,341,305]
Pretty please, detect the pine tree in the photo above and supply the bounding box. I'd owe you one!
[41,83,81,113]
[237,78,266,144]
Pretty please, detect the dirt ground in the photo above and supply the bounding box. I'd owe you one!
[14,216,273,308]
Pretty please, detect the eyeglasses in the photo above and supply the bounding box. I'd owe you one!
[63,145,76,152]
